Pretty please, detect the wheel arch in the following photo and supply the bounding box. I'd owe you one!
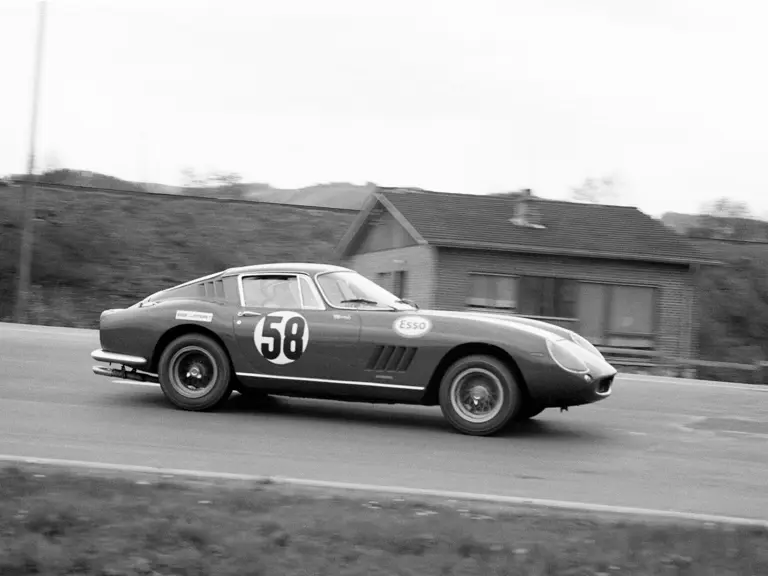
[149,324,233,374]
[421,342,531,406]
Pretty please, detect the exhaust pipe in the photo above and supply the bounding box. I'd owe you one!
[92,365,159,384]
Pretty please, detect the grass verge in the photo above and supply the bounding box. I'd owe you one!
[1,464,766,575]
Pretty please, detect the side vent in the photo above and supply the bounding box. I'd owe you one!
[365,345,417,373]
[198,279,226,299]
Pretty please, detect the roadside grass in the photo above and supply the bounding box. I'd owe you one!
[1,464,766,575]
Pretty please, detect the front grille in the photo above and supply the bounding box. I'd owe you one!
[365,345,417,372]
[596,375,614,394]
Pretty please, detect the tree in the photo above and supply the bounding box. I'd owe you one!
[691,197,766,241]
[208,171,242,187]
[570,175,619,204]
[180,168,246,199]
[180,167,209,188]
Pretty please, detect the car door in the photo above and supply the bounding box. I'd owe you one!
[355,309,443,390]
[232,272,362,388]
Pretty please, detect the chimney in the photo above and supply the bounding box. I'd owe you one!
[510,189,545,229]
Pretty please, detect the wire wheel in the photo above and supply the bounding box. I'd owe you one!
[168,345,219,399]
[449,367,505,424]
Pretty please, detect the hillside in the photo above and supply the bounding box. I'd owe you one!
[9,170,375,210]
[0,186,356,327]
[662,210,768,242]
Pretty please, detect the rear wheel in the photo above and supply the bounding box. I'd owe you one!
[438,354,523,436]
[158,333,233,411]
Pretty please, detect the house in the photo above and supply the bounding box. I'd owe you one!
[336,187,720,362]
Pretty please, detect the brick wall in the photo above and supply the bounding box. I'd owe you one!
[434,248,697,360]
[345,245,438,309]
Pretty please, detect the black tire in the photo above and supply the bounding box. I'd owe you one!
[157,333,233,411]
[438,354,523,436]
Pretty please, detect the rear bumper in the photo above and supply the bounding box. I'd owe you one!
[92,365,159,383]
[91,349,158,383]
[91,348,148,367]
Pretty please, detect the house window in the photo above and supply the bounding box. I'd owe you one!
[392,270,407,298]
[376,270,407,298]
[465,273,658,349]
[466,274,577,315]
[376,272,392,294]
[466,274,517,310]
[577,283,656,349]
[517,276,578,318]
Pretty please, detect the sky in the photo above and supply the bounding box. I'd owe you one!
[1,0,768,218]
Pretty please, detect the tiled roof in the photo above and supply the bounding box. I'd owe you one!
[378,188,717,265]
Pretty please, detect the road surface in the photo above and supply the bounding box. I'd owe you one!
[2,322,768,520]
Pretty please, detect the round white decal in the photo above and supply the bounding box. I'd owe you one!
[393,315,432,338]
[253,311,310,365]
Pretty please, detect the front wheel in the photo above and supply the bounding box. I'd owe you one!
[438,354,523,436]
[158,333,233,411]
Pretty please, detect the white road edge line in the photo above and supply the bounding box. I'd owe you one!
[111,380,159,387]
[0,454,766,528]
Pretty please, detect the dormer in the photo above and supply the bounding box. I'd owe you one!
[509,189,545,229]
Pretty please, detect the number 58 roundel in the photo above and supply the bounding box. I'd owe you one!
[253,311,310,365]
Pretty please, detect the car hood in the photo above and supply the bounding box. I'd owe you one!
[413,309,575,341]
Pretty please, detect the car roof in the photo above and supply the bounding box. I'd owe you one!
[222,262,353,276]
[155,263,353,297]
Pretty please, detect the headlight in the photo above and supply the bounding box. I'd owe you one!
[546,339,590,374]
[570,332,604,359]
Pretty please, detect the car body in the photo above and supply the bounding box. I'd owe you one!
[91,262,617,436]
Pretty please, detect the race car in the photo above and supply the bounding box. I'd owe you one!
[91,263,617,436]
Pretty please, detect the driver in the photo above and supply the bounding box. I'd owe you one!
[266,280,300,308]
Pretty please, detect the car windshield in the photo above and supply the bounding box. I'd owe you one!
[316,271,416,311]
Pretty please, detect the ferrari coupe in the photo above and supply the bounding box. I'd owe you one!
[91,263,617,436]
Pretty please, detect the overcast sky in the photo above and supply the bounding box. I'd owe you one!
[2,0,767,218]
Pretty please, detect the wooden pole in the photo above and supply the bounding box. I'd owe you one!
[15,0,48,323]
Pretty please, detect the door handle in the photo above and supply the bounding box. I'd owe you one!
[237,310,262,317]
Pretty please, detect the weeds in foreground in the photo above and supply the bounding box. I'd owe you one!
[1,465,766,575]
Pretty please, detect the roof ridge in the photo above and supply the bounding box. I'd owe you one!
[378,187,641,212]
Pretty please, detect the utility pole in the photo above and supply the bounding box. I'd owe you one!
[15,0,48,324]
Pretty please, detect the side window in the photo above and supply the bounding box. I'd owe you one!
[299,276,324,309]
[241,276,302,309]
[316,275,360,307]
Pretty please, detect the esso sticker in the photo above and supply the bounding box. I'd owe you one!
[254,311,310,365]
[393,315,432,338]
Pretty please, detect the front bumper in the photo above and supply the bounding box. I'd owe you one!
[549,364,617,407]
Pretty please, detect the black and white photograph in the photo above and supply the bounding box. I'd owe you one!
[1,0,767,573]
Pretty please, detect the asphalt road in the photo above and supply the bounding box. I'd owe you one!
[2,321,768,520]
